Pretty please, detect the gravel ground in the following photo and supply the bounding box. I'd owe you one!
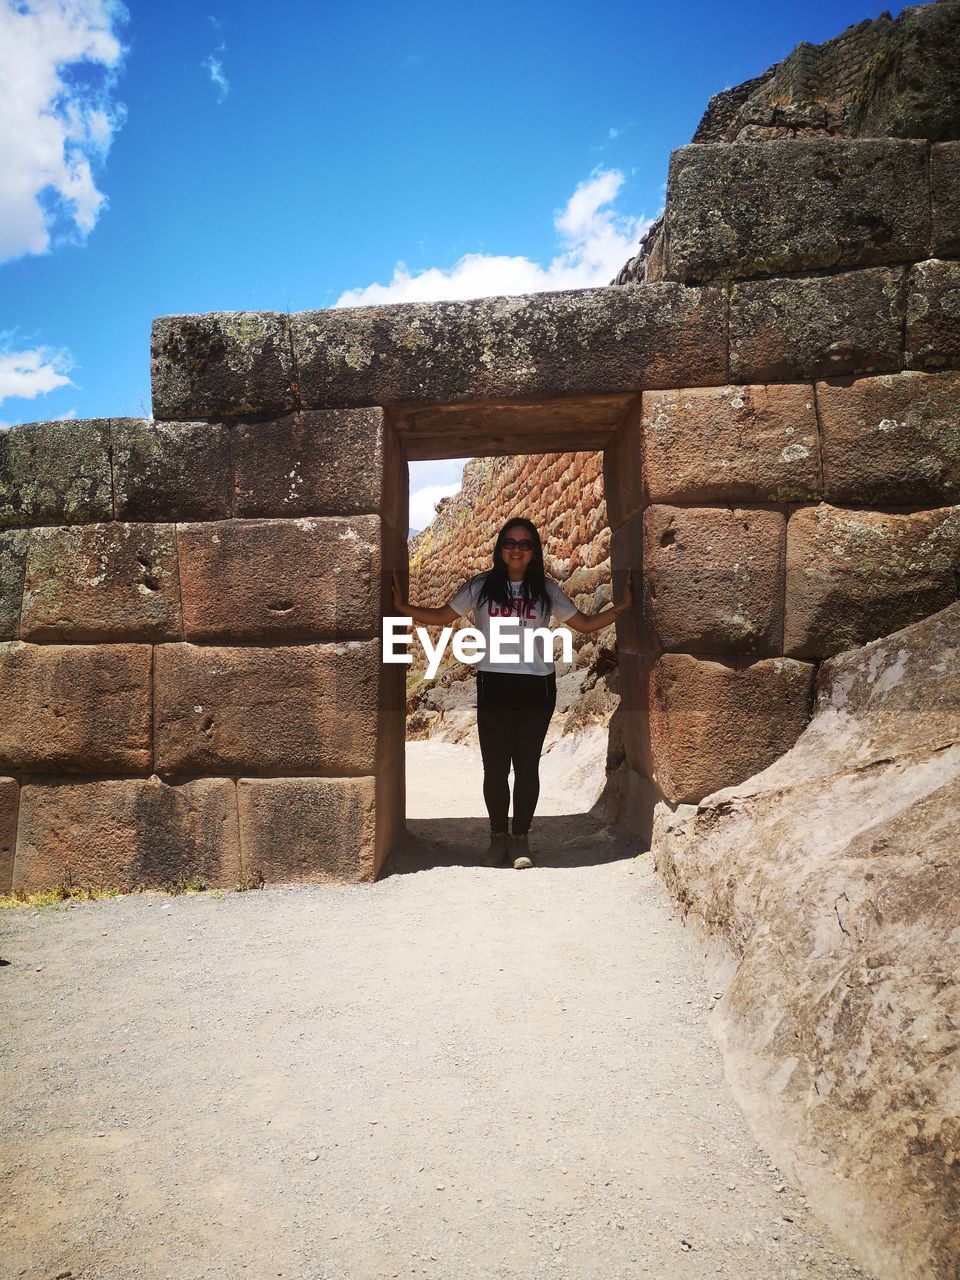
[0,740,872,1280]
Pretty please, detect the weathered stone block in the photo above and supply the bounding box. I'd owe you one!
[291,284,728,405]
[20,523,182,643]
[784,504,960,658]
[0,530,29,640]
[0,777,18,894]
[154,641,379,775]
[729,267,905,383]
[112,419,233,520]
[602,402,642,529]
[931,142,960,259]
[13,778,240,894]
[237,776,376,884]
[642,384,821,503]
[0,643,152,774]
[665,140,929,284]
[905,259,960,370]
[234,409,384,516]
[648,652,815,803]
[609,511,645,654]
[817,371,960,505]
[178,516,380,641]
[150,313,297,420]
[0,420,112,529]
[643,505,785,655]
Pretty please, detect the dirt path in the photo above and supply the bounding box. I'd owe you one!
[1,740,871,1280]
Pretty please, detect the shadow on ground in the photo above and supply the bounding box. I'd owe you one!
[381,808,643,876]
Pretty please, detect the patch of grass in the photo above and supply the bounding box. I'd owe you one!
[0,882,124,911]
[0,872,262,909]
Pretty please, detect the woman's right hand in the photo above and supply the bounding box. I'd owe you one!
[391,570,405,613]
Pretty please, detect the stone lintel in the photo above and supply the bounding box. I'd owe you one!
[291,284,727,408]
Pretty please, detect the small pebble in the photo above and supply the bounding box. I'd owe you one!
[306,1151,319,1161]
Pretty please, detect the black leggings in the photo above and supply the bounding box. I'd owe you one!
[476,669,557,836]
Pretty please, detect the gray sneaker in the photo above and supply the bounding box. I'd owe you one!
[479,832,511,867]
[511,834,534,869]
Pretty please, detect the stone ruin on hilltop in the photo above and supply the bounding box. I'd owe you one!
[1,0,958,894]
[1,3,959,1277]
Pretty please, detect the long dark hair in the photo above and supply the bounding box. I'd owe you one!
[477,518,552,616]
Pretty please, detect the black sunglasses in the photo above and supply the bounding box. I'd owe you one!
[502,537,534,551]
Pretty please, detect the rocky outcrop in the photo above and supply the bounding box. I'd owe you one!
[651,602,960,1280]
[615,0,960,286]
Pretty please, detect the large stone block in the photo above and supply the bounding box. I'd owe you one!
[154,641,379,776]
[602,401,643,530]
[237,776,376,884]
[12,778,240,894]
[609,511,645,654]
[20,523,182,643]
[647,652,815,804]
[150,313,297,420]
[0,420,112,529]
[112,419,233,520]
[641,384,821,503]
[0,777,18,893]
[178,516,380,641]
[664,140,929,284]
[729,267,905,383]
[643,505,785,655]
[234,409,384,516]
[0,643,152,774]
[784,504,960,658]
[817,371,960,506]
[290,284,728,405]
[931,142,960,259]
[905,259,960,370]
[0,530,29,640]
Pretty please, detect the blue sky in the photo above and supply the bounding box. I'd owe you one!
[0,0,908,527]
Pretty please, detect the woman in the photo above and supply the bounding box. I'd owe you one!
[392,517,632,870]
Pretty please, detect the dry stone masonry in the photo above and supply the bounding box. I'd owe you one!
[0,0,957,891]
[1,9,958,1278]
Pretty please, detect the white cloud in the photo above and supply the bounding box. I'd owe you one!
[0,0,126,263]
[408,458,470,531]
[335,168,653,307]
[203,50,229,101]
[0,344,73,405]
[409,480,465,532]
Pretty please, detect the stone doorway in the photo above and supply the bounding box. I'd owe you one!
[393,420,624,871]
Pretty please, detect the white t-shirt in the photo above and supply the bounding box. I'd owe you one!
[447,574,578,676]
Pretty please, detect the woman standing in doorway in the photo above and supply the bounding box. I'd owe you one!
[392,518,632,870]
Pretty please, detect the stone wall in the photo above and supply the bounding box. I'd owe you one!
[1,6,959,897]
[0,410,407,892]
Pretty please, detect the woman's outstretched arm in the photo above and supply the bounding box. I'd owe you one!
[564,570,633,635]
[390,570,460,626]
